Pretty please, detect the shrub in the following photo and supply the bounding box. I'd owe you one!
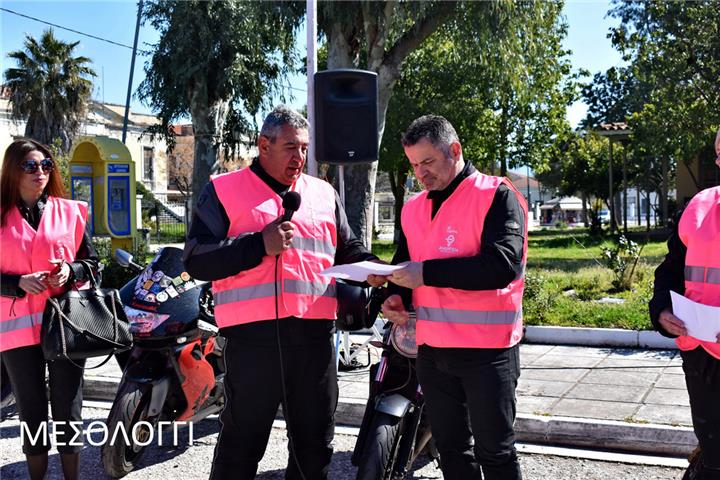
[599,235,644,291]
[93,237,150,289]
[523,271,556,322]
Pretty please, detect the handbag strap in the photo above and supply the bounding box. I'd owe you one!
[47,293,127,370]
[62,351,116,370]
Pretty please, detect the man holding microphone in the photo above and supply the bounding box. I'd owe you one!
[184,106,376,479]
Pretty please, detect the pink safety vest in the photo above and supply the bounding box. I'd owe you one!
[402,171,528,349]
[677,186,720,359]
[211,168,338,328]
[0,197,88,352]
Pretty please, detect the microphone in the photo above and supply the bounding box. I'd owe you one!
[281,191,301,222]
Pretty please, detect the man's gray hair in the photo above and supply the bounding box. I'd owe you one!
[401,115,459,159]
[260,105,309,142]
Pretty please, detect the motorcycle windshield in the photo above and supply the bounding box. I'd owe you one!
[119,247,208,338]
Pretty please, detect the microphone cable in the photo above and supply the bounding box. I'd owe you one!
[274,253,308,480]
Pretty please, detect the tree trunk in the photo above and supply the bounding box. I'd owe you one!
[581,191,589,227]
[189,97,229,210]
[661,155,669,226]
[389,169,407,243]
[498,95,509,177]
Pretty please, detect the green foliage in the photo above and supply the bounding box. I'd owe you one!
[139,1,304,205]
[3,29,95,153]
[585,1,720,179]
[523,271,556,323]
[93,237,150,290]
[599,235,644,291]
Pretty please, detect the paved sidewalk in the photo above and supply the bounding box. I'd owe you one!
[82,339,696,457]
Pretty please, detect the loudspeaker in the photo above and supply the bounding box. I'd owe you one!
[314,69,378,165]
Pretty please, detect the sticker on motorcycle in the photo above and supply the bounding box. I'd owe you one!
[156,291,169,303]
[123,307,170,335]
[151,271,165,282]
[165,286,179,298]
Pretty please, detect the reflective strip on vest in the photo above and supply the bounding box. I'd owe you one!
[685,265,720,285]
[0,313,38,333]
[417,307,521,325]
[214,283,277,305]
[291,237,336,257]
[707,268,720,285]
[215,280,336,306]
[284,280,336,297]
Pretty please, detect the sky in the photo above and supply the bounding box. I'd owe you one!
[1,0,624,127]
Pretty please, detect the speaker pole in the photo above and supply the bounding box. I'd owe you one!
[337,165,346,206]
[306,0,318,177]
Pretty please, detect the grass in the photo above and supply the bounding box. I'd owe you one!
[372,227,670,331]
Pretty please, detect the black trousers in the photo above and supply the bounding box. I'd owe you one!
[2,344,84,455]
[210,319,337,480]
[682,347,720,479]
[416,344,522,480]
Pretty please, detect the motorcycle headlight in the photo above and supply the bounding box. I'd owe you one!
[389,317,418,358]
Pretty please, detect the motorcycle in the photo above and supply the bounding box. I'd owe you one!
[352,289,438,480]
[0,358,17,421]
[102,247,225,478]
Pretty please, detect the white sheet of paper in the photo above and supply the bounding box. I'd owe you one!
[670,291,720,343]
[321,261,404,282]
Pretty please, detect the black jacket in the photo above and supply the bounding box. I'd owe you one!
[649,213,687,338]
[390,162,526,306]
[183,160,377,341]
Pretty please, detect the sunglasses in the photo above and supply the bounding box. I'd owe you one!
[20,158,54,174]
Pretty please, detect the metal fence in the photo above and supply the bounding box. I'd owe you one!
[140,198,188,243]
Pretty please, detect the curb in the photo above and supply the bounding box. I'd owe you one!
[523,326,677,349]
[84,381,695,458]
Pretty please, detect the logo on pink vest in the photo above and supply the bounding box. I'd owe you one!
[439,226,460,254]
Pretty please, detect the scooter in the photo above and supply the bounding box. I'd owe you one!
[101,247,225,478]
[352,289,438,480]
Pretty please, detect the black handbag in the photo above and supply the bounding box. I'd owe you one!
[41,275,132,368]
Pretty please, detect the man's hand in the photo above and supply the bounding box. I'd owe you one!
[658,308,687,337]
[367,274,389,288]
[262,219,294,256]
[46,259,70,288]
[388,262,424,289]
[19,271,49,295]
[382,294,409,325]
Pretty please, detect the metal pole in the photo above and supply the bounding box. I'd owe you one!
[306,0,318,177]
[525,164,532,218]
[122,0,143,144]
[622,142,628,234]
[608,140,615,232]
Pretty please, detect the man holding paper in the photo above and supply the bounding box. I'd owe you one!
[369,115,527,480]
[650,127,720,480]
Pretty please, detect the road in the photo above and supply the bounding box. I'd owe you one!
[0,405,685,479]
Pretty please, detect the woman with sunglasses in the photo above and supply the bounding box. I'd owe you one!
[0,138,99,480]
[651,127,720,480]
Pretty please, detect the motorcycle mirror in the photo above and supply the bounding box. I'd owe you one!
[114,249,134,268]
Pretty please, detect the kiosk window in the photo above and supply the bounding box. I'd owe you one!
[108,177,130,235]
[71,177,94,234]
[143,147,154,182]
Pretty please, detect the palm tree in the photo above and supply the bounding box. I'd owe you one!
[4,29,96,153]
